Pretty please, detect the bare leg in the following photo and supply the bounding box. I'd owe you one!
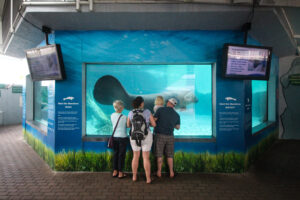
[156,157,163,178]
[132,151,140,181]
[142,151,151,183]
[167,157,174,178]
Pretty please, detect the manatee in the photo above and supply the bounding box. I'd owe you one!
[93,75,198,112]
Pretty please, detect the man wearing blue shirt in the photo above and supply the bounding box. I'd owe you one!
[154,98,180,178]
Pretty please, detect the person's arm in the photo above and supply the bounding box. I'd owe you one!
[175,116,180,130]
[149,114,156,127]
[153,108,160,121]
[127,117,131,128]
[111,114,114,127]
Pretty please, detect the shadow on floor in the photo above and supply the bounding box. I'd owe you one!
[249,140,300,178]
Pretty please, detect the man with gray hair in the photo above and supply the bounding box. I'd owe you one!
[154,98,180,178]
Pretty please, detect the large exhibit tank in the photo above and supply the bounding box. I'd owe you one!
[85,64,212,137]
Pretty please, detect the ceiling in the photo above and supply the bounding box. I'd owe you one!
[1,1,300,58]
[0,0,5,44]
[0,0,5,18]
[284,7,300,48]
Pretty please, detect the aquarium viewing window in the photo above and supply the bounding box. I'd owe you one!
[84,64,213,137]
[252,80,268,130]
[34,81,49,126]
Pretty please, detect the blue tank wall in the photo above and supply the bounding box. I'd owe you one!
[51,30,278,154]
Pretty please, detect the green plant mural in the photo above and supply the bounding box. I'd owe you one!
[244,130,278,169]
[23,129,278,173]
[23,129,55,169]
[54,150,245,173]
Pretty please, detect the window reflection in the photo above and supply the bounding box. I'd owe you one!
[86,64,212,137]
[34,81,49,126]
[252,80,268,128]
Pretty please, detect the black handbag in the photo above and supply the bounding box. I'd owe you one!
[108,114,123,149]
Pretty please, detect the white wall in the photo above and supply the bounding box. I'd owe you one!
[0,86,22,125]
[278,55,300,139]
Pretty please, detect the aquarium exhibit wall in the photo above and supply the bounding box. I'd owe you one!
[23,30,279,172]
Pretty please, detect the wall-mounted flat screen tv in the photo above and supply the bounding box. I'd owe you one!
[26,44,65,81]
[222,43,272,80]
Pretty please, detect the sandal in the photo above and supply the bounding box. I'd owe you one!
[132,175,138,182]
[155,171,162,178]
[112,172,118,178]
[118,174,127,179]
[155,174,162,178]
[170,171,178,178]
[146,177,155,184]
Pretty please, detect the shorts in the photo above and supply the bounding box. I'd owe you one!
[130,132,153,152]
[154,134,174,158]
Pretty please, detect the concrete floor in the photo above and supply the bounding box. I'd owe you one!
[0,125,299,200]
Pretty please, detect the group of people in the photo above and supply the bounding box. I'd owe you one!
[110,96,180,184]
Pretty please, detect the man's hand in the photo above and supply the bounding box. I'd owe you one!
[175,125,180,130]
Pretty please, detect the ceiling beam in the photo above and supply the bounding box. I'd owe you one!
[260,0,300,7]
[20,0,300,8]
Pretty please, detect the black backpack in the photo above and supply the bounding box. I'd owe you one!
[130,109,148,147]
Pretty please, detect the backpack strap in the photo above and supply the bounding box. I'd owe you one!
[136,139,142,147]
[133,109,143,114]
[112,114,123,137]
[143,116,148,136]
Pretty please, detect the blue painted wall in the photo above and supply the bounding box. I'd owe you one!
[23,37,56,152]
[52,30,278,154]
[24,30,279,155]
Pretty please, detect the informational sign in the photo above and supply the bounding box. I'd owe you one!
[244,95,252,134]
[0,84,6,89]
[12,86,23,93]
[218,97,242,132]
[289,74,300,86]
[57,96,80,131]
[226,46,270,77]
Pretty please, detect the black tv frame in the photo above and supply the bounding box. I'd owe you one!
[26,44,66,81]
[222,43,272,80]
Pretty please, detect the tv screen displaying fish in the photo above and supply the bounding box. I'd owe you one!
[85,64,213,137]
[222,43,272,80]
[26,44,65,81]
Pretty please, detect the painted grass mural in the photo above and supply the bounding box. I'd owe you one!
[245,130,278,169]
[23,129,55,169]
[23,129,277,173]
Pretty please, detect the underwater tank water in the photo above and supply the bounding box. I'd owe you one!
[252,80,268,128]
[85,64,212,137]
[34,81,49,126]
